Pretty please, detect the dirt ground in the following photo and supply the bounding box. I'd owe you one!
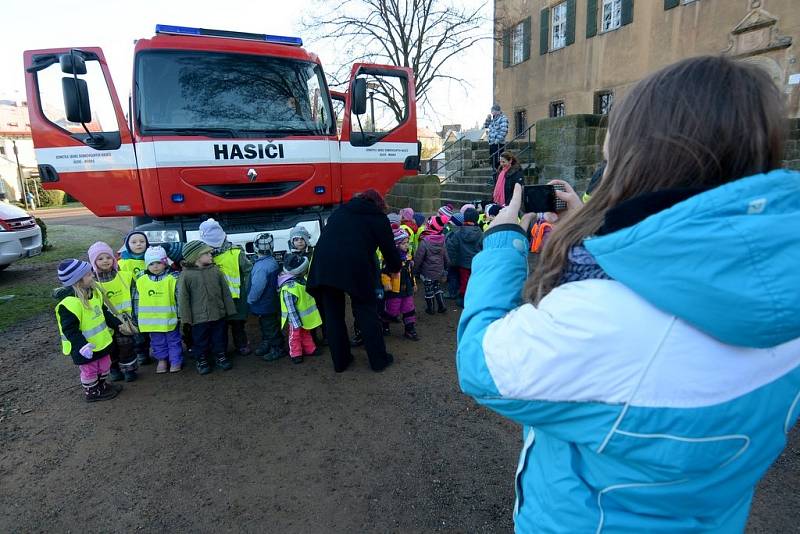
[0,213,798,533]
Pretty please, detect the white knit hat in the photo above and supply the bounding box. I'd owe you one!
[199,218,226,248]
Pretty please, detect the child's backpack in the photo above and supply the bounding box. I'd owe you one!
[529,220,553,254]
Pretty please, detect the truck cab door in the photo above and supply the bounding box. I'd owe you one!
[23,47,144,216]
[339,64,419,201]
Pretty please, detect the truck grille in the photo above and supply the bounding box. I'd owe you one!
[197,181,303,199]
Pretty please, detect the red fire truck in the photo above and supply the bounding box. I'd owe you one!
[23,24,419,256]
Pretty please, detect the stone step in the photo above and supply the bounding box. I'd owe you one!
[441,183,493,195]
[440,190,493,205]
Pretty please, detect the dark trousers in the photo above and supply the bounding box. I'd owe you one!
[192,319,227,358]
[110,332,138,372]
[258,311,284,350]
[315,286,390,372]
[227,320,248,349]
[446,266,461,298]
[489,143,505,180]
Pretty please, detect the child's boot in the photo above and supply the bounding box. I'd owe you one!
[435,293,447,314]
[215,353,233,371]
[424,297,435,315]
[109,364,124,382]
[403,323,419,341]
[196,355,212,375]
[136,352,152,366]
[291,355,304,364]
[123,369,138,382]
[84,382,118,402]
[254,342,271,357]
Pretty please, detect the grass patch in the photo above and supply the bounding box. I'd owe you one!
[0,225,123,332]
[34,202,83,211]
[21,225,124,265]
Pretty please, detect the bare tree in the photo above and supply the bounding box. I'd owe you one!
[301,0,490,119]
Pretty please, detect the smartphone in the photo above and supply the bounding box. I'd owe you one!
[523,184,567,213]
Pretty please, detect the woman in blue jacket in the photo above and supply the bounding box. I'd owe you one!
[457,56,800,533]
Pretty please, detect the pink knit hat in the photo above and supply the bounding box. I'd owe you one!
[460,203,476,214]
[87,241,118,273]
[399,207,414,222]
[393,228,409,242]
[428,215,446,234]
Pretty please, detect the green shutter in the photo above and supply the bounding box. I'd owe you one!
[566,0,577,46]
[586,0,598,38]
[503,29,511,67]
[664,0,679,9]
[522,17,532,61]
[539,8,550,55]
[621,0,634,26]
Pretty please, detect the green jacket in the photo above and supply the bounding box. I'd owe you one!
[177,263,237,325]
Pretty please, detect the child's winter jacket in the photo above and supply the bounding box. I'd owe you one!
[247,255,280,315]
[177,263,236,325]
[413,233,449,280]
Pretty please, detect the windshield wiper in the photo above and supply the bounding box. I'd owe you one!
[146,127,239,138]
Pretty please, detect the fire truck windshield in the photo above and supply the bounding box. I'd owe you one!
[135,50,334,137]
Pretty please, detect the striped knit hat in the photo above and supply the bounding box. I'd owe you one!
[428,215,447,234]
[393,228,409,242]
[438,205,454,219]
[254,233,274,255]
[57,259,92,287]
[182,240,212,265]
[451,213,464,226]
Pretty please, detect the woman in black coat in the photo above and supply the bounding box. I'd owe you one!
[496,151,525,206]
[307,190,402,372]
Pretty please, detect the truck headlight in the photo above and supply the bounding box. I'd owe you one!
[143,230,180,243]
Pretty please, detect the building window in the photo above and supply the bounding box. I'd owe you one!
[602,0,622,32]
[551,2,567,50]
[0,146,5,156]
[594,91,614,115]
[549,101,566,118]
[511,23,525,65]
[514,109,528,136]
[504,17,531,67]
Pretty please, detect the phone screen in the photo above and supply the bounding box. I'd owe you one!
[523,185,556,213]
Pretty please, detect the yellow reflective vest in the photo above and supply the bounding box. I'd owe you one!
[399,224,418,255]
[118,258,146,277]
[280,281,322,330]
[96,271,134,315]
[55,288,114,355]
[214,248,242,299]
[136,274,178,332]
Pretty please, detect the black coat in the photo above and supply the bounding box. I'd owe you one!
[308,197,402,301]
[503,166,525,206]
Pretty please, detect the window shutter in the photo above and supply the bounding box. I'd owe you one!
[539,8,550,55]
[586,0,598,38]
[522,17,532,61]
[566,0,577,46]
[503,29,511,67]
[621,0,634,26]
[664,0,679,9]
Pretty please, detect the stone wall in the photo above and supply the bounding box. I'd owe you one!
[534,114,606,192]
[785,118,800,170]
[386,174,441,213]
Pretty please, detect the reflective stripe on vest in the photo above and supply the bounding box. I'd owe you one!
[118,258,146,277]
[96,270,134,315]
[214,249,242,298]
[279,281,322,330]
[529,221,553,254]
[135,274,178,332]
[55,289,114,355]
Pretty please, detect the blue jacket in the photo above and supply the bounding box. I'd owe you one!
[457,169,800,533]
[247,255,280,315]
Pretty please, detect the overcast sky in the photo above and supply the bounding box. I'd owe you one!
[0,0,493,131]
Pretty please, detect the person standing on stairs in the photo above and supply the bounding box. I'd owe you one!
[484,104,509,185]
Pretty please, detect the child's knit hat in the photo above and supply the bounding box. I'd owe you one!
[254,233,274,256]
[463,207,479,224]
[282,253,309,277]
[428,215,446,234]
[144,246,168,266]
[487,204,502,217]
[413,213,425,227]
[393,228,409,242]
[387,213,401,228]
[451,213,464,226]
[289,225,311,244]
[58,259,92,287]
[460,203,476,214]
[87,241,118,273]
[199,218,226,248]
[182,240,212,265]
[438,205,454,219]
[399,207,414,222]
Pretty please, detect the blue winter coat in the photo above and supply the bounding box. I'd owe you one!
[457,169,800,533]
[247,255,280,315]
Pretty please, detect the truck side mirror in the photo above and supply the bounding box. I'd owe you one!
[59,53,87,75]
[352,78,367,115]
[62,77,92,123]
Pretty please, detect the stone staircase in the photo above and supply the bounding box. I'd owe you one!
[438,140,536,209]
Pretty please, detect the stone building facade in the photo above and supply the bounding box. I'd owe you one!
[494,0,800,133]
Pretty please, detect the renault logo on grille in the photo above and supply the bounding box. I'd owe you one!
[247,168,258,182]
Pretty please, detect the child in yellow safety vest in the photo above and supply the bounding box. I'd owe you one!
[133,246,182,374]
[54,259,125,403]
[279,253,322,364]
[381,228,419,341]
[88,241,139,382]
[199,218,252,356]
[118,230,149,276]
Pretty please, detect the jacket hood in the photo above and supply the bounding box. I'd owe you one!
[344,197,383,215]
[584,169,800,348]
[460,225,483,243]
[277,272,296,287]
[423,233,446,245]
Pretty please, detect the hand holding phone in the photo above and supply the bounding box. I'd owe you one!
[523,185,568,213]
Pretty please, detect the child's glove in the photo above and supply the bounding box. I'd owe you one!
[79,343,96,359]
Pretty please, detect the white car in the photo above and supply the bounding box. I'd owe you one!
[0,202,42,270]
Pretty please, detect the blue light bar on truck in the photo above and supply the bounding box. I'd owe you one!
[155,24,303,46]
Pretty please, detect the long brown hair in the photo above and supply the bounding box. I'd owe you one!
[527,56,786,304]
[500,151,521,174]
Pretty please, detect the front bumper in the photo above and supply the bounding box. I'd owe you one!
[0,225,43,266]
